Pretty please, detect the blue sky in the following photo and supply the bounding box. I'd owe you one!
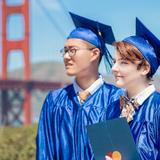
[0,0,160,73]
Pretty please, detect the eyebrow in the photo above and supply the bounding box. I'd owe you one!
[113,58,125,61]
[118,58,129,61]
[64,45,79,49]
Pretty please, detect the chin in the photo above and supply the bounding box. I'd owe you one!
[115,81,125,88]
[66,71,76,76]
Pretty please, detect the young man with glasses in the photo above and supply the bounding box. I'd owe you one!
[36,12,123,160]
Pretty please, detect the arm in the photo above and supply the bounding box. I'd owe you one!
[36,92,55,160]
[153,108,160,160]
[137,107,160,160]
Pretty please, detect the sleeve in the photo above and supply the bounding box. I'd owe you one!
[153,107,160,160]
[109,85,124,104]
[106,99,121,119]
[137,106,160,160]
[36,92,56,160]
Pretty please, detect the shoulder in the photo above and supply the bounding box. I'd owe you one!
[151,91,160,101]
[102,82,124,99]
[42,84,74,108]
[152,91,160,113]
[103,82,123,92]
[48,84,73,95]
[139,91,160,122]
[147,91,160,108]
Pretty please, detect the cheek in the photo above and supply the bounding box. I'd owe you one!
[76,60,90,71]
[115,75,132,88]
[75,55,91,65]
[122,70,141,87]
[114,64,141,87]
[127,72,140,81]
[114,68,137,85]
[120,66,135,76]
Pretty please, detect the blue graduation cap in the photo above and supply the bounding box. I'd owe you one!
[68,12,115,67]
[123,18,160,76]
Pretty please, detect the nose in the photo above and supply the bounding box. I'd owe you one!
[63,52,71,59]
[112,62,119,73]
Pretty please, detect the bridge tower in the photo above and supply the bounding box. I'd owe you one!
[1,0,31,124]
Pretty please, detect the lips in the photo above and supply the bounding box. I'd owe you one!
[114,75,123,80]
[115,75,122,78]
[65,63,73,69]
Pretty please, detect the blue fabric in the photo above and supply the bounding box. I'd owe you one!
[68,27,104,53]
[123,36,159,76]
[36,83,123,160]
[129,91,160,160]
[69,12,115,45]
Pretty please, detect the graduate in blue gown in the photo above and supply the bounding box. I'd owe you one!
[112,18,160,160]
[36,12,123,160]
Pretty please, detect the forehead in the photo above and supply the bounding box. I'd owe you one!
[65,38,89,47]
[114,51,122,59]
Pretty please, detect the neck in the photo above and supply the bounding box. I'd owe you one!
[76,73,99,90]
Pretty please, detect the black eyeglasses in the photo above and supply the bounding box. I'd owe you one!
[60,47,95,57]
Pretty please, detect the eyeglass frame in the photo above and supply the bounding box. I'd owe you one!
[60,46,96,57]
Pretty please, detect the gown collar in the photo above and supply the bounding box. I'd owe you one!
[126,84,156,105]
[73,74,104,96]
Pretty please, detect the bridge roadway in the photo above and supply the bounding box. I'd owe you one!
[0,79,64,91]
[0,79,66,125]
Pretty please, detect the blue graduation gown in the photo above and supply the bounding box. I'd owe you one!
[36,82,122,160]
[129,91,160,160]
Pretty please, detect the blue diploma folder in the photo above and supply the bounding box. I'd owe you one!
[87,118,141,160]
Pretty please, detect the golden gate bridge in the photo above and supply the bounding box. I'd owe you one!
[0,0,65,125]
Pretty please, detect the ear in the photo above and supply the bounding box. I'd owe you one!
[90,48,100,62]
[141,62,151,76]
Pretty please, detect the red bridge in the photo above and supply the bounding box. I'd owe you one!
[0,0,64,126]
